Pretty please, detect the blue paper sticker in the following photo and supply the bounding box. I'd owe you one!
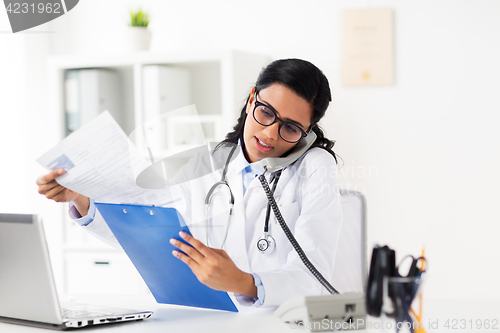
[47,154,75,171]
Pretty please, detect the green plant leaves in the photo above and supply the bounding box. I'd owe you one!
[129,8,150,27]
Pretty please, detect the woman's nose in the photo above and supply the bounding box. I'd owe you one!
[262,122,280,140]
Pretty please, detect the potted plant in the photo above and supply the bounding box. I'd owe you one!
[126,8,152,52]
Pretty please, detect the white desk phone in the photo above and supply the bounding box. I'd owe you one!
[275,293,366,331]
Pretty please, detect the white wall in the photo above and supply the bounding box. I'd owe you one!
[0,9,64,281]
[1,0,499,301]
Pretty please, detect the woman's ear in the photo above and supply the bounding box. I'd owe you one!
[245,87,256,114]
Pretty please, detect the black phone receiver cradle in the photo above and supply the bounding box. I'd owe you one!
[366,245,396,317]
[366,245,426,333]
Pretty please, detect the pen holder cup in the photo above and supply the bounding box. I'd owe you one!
[381,275,425,333]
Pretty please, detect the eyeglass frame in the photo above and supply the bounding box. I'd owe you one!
[252,92,310,143]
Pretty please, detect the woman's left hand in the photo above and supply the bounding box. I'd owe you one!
[170,231,257,298]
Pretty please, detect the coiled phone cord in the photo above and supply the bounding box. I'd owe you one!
[263,171,281,232]
[258,167,340,294]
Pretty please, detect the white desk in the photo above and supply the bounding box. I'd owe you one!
[1,295,498,333]
[0,293,304,333]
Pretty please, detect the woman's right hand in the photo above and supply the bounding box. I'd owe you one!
[36,169,90,216]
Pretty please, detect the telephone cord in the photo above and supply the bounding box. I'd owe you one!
[258,171,339,294]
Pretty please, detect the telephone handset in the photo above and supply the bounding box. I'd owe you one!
[260,131,317,174]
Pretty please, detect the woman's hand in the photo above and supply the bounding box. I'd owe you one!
[170,231,257,298]
[36,169,90,216]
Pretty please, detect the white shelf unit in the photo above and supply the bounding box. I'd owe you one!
[48,50,270,294]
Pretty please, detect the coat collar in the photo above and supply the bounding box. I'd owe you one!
[228,139,262,177]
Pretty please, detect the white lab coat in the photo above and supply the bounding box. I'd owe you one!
[81,144,343,307]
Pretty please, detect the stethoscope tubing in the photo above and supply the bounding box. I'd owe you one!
[205,145,237,248]
[204,144,278,252]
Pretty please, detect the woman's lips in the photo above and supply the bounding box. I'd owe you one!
[254,137,273,153]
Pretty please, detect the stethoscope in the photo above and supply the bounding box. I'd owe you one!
[204,144,281,255]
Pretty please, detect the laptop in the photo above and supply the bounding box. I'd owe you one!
[0,213,153,330]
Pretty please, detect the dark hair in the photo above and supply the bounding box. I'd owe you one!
[217,58,337,163]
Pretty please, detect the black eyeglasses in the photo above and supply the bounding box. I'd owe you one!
[252,94,308,143]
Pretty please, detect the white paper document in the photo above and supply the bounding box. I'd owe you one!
[37,111,174,206]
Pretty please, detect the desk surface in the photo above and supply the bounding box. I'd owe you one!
[1,294,499,333]
[0,293,301,333]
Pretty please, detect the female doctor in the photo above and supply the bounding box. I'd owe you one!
[36,59,343,308]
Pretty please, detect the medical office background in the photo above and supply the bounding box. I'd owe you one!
[1,0,499,305]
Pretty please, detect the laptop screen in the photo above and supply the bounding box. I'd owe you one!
[0,214,63,325]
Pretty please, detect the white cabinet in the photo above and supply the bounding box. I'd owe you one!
[48,50,270,294]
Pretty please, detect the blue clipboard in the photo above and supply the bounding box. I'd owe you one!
[95,203,238,312]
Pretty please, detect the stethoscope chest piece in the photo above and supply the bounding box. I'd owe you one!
[257,233,276,255]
